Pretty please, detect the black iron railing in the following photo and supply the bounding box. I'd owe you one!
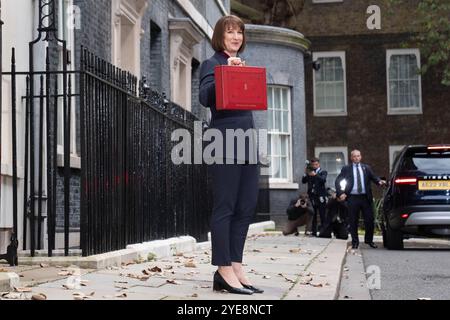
[79,48,212,256]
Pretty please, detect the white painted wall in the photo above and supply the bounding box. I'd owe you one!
[1,0,37,251]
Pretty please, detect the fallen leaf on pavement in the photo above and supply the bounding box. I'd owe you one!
[80,280,89,286]
[166,279,182,285]
[289,248,301,253]
[200,285,211,289]
[262,275,271,279]
[184,261,197,268]
[1,292,24,300]
[175,252,184,257]
[149,266,162,273]
[40,263,49,268]
[31,293,47,300]
[252,249,261,253]
[14,287,32,293]
[62,284,76,290]
[115,293,128,298]
[310,283,323,287]
[114,284,129,290]
[73,292,86,299]
[191,293,198,298]
[114,280,128,284]
[300,277,313,285]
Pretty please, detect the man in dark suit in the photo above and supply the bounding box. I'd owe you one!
[335,150,386,249]
[302,157,328,236]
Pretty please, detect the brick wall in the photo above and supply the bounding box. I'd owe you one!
[296,0,422,36]
[304,33,450,198]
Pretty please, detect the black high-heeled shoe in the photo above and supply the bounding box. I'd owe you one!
[213,271,253,295]
[241,283,264,294]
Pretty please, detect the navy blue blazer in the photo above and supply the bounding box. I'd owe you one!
[199,52,256,162]
[302,169,328,197]
[335,163,381,204]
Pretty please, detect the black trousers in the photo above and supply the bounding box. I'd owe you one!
[347,195,374,245]
[209,163,259,266]
[311,196,327,235]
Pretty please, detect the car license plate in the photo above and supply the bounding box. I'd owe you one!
[418,181,450,191]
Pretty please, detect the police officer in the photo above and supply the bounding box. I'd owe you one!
[302,157,328,236]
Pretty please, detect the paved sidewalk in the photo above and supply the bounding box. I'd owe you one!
[1,233,347,300]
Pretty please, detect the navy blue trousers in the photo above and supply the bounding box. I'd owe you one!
[209,163,259,266]
[347,195,374,245]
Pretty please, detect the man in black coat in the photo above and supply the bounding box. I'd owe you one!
[335,150,386,249]
[302,157,328,236]
[283,193,314,236]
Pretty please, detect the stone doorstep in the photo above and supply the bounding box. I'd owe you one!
[13,221,275,271]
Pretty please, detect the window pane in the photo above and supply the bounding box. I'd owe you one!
[319,152,345,185]
[280,136,287,156]
[267,86,292,180]
[282,111,289,133]
[274,88,281,109]
[268,110,273,130]
[268,87,273,109]
[315,56,345,113]
[281,157,287,179]
[389,53,421,111]
[282,89,288,110]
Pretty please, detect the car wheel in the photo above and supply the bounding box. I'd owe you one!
[386,221,404,250]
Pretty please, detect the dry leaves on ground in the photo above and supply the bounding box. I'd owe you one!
[149,266,162,273]
[166,279,182,285]
[31,293,47,300]
[1,292,26,300]
[13,287,33,293]
[184,261,197,268]
[58,270,76,276]
[73,292,95,300]
[289,248,301,253]
[278,273,296,283]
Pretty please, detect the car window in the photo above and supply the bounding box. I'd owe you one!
[401,154,450,171]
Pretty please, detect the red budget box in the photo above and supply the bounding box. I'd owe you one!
[215,65,267,111]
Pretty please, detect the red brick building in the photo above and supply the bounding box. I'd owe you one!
[296,0,450,196]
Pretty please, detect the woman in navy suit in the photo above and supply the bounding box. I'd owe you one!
[199,15,262,295]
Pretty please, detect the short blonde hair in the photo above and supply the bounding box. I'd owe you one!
[211,15,246,53]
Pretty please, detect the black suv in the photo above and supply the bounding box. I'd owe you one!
[382,145,450,249]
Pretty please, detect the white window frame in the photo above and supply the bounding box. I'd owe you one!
[313,51,347,117]
[267,85,295,188]
[169,19,203,111]
[386,49,422,115]
[315,146,348,185]
[56,0,79,168]
[111,0,148,76]
[389,145,405,172]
